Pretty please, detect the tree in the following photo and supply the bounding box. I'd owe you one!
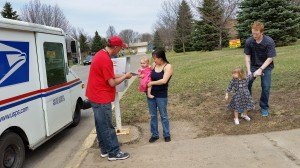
[79,33,90,54]
[236,0,300,46]
[91,31,104,53]
[192,21,217,51]
[106,25,117,39]
[1,2,19,20]
[153,30,164,50]
[195,0,221,51]
[118,29,139,46]
[154,0,180,51]
[101,38,107,47]
[69,27,80,40]
[140,33,153,42]
[197,0,234,50]
[290,0,300,5]
[21,0,70,32]
[173,0,194,53]
[289,0,300,38]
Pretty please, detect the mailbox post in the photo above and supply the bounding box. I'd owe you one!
[111,57,131,135]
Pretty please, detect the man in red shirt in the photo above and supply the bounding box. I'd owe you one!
[86,36,132,161]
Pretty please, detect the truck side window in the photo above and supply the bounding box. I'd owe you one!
[43,42,66,87]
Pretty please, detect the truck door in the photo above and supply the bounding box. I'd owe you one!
[35,33,72,136]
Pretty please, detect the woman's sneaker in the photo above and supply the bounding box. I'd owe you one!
[164,137,171,142]
[108,151,130,161]
[149,137,159,143]
[241,114,251,121]
[234,118,239,125]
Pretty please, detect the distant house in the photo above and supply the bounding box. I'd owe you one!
[129,42,148,54]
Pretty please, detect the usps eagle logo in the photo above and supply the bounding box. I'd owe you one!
[0,41,29,87]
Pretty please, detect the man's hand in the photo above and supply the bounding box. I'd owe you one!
[253,68,263,77]
[124,72,132,79]
[247,70,252,76]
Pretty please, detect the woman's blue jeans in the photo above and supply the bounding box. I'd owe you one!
[91,102,119,156]
[248,67,272,110]
[147,97,170,138]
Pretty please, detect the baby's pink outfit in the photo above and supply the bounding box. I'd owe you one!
[138,67,152,92]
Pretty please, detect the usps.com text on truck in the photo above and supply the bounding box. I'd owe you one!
[0,18,90,168]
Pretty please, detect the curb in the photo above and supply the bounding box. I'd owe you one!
[65,76,138,168]
[64,128,96,168]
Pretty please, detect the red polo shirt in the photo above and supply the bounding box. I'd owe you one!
[86,50,116,103]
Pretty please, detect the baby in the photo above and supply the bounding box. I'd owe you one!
[138,56,154,98]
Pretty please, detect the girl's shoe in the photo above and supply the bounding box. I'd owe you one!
[241,114,251,121]
[100,153,108,158]
[234,118,239,125]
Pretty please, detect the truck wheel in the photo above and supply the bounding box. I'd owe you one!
[0,132,25,168]
[70,103,81,127]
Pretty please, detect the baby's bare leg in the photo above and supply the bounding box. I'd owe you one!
[147,86,154,98]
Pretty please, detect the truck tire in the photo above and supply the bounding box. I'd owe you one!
[70,103,81,127]
[0,132,25,168]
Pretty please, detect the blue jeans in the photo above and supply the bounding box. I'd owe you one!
[248,67,272,110]
[147,97,170,138]
[91,102,119,156]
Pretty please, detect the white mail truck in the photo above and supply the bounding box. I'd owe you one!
[0,18,88,168]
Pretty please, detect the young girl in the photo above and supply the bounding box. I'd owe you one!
[138,56,154,98]
[225,67,254,125]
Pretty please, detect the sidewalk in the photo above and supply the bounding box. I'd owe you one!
[68,120,300,168]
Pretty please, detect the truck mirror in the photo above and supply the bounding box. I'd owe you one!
[71,41,77,53]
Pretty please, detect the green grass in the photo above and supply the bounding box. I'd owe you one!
[119,41,300,136]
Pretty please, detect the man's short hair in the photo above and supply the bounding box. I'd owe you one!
[252,21,264,32]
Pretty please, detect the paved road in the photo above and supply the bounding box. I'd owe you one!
[23,54,146,168]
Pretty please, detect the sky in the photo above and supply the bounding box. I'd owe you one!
[2,0,165,37]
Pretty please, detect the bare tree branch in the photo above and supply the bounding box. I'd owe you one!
[21,0,70,32]
[106,25,117,39]
[119,29,139,46]
[140,33,153,42]
[154,0,180,50]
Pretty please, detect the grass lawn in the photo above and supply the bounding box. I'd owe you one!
[119,40,300,137]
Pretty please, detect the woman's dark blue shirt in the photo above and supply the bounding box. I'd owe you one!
[150,64,171,98]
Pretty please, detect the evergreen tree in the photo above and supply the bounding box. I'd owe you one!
[192,21,219,51]
[195,0,228,51]
[153,30,164,50]
[79,33,90,53]
[1,2,19,20]
[289,1,300,38]
[91,31,104,53]
[173,0,193,53]
[236,0,300,46]
[101,38,107,47]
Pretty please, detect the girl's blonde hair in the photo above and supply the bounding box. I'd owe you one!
[140,56,150,64]
[232,66,246,79]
